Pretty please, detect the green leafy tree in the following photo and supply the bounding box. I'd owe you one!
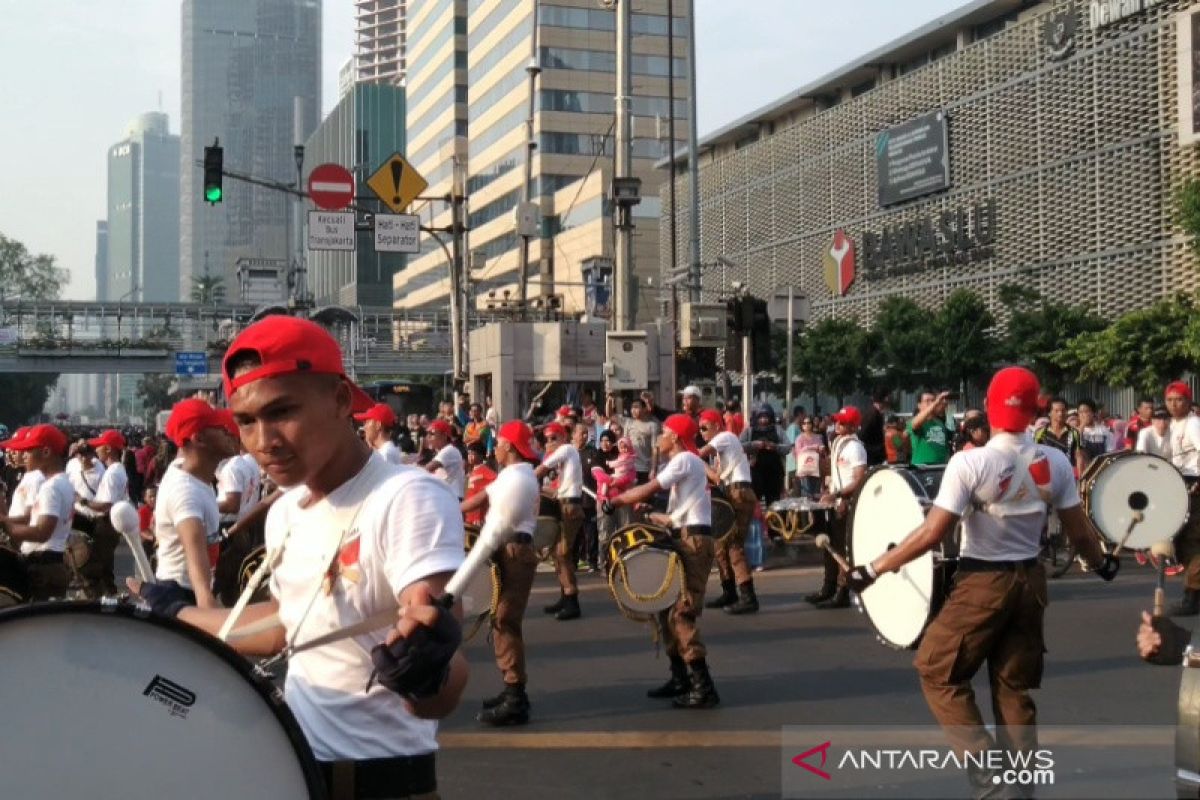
[999,284,1106,392]
[869,296,937,391]
[931,289,998,391]
[136,373,176,415]
[0,233,65,425]
[1176,177,1200,259]
[190,272,226,305]
[794,316,873,407]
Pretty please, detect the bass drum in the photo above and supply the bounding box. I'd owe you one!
[847,465,955,650]
[0,602,326,799]
[606,522,683,622]
[1081,451,1189,550]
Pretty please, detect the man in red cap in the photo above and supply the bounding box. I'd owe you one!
[1165,380,1200,614]
[812,406,868,609]
[2,427,44,547]
[607,413,720,709]
[131,315,467,798]
[697,408,759,615]
[843,366,1116,794]
[460,420,542,726]
[425,419,465,499]
[535,420,585,620]
[0,424,74,599]
[355,403,403,466]
[80,429,129,595]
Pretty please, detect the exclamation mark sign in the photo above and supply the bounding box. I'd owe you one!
[390,160,403,205]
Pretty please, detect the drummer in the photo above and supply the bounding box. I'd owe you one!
[535,422,584,621]
[696,408,759,615]
[82,429,130,596]
[844,366,1116,793]
[130,315,467,800]
[460,421,541,726]
[811,406,868,609]
[607,413,720,709]
[0,424,74,600]
[1165,381,1200,616]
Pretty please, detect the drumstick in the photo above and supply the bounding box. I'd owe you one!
[1112,511,1145,558]
[1152,540,1174,617]
[814,533,851,573]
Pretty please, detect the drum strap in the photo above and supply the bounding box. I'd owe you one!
[979,436,1050,517]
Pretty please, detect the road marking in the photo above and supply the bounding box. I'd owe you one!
[439,730,782,749]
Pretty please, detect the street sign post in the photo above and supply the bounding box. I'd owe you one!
[174,351,208,377]
[308,211,356,251]
[374,213,421,253]
[367,153,428,214]
[307,163,355,211]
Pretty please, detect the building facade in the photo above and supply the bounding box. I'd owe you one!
[94,221,109,302]
[663,0,1200,328]
[180,0,321,302]
[305,83,408,306]
[356,0,407,86]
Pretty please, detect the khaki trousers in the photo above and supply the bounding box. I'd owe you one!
[715,485,756,585]
[492,541,538,685]
[554,500,583,595]
[658,531,716,663]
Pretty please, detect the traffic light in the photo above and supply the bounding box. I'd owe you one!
[203,140,223,204]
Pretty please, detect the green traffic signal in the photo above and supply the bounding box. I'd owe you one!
[203,139,223,205]
[204,185,223,203]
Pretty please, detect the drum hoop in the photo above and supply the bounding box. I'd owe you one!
[711,498,737,542]
[1082,450,1190,542]
[606,550,682,623]
[0,601,329,799]
[462,562,501,643]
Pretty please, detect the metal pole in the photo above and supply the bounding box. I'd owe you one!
[517,0,540,319]
[686,0,701,302]
[785,285,794,414]
[742,331,753,425]
[613,0,633,332]
[666,0,678,322]
[448,186,464,384]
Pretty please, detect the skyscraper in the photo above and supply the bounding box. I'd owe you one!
[94,221,109,302]
[356,0,406,86]
[180,0,321,302]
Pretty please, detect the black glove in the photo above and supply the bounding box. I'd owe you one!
[368,605,462,700]
[1149,615,1189,666]
[601,501,615,516]
[846,565,877,594]
[1095,554,1120,582]
[138,580,192,618]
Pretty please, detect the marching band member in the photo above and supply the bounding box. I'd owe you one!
[813,406,868,609]
[130,316,467,800]
[355,402,404,466]
[217,440,262,528]
[0,425,74,599]
[607,414,720,709]
[843,367,1115,793]
[82,429,130,595]
[1165,381,1200,616]
[460,420,542,726]
[697,408,759,615]
[425,419,465,499]
[536,421,584,621]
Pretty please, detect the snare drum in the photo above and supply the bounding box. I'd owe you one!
[0,602,326,798]
[766,497,834,542]
[847,465,956,650]
[1081,451,1189,550]
[459,535,501,640]
[606,522,683,622]
[711,495,737,545]
[0,546,29,607]
[236,545,272,605]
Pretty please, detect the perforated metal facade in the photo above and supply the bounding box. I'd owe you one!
[662,0,1200,326]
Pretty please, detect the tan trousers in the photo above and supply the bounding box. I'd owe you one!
[914,563,1047,757]
[658,531,716,663]
[715,485,756,585]
[492,541,538,685]
[554,500,583,595]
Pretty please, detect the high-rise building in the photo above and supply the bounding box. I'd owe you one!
[395,0,687,319]
[305,83,407,306]
[105,112,180,303]
[94,221,109,302]
[180,0,321,302]
[356,0,406,86]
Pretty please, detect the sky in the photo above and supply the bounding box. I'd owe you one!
[0,0,965,301]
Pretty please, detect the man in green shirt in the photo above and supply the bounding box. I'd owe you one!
[905,390,954,465]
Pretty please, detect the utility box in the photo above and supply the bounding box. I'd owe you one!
[605,330,648,391]
[680,302,729,348]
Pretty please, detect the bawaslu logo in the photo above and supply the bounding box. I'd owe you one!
[822,229,856,297]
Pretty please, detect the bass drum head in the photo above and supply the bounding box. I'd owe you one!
[0,602,324,798]
[711,498,737,542]
[459,559,498,620]
[848,468,936,650]
[610,547,682,616]
[1087,452,1189,550]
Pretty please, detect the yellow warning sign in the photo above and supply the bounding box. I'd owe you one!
[366,152,428,214]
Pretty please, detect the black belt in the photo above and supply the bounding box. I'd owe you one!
[957,557,1039,572]
[513,532,533,545]
[726,481,753,490]
[672,525,713,538]
[23,551,65,565]
[319,752,436,799]
[560,497,582,505]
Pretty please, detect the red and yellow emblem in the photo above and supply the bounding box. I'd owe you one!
[822,229,856,297]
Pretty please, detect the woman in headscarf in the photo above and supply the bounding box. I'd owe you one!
[740,404,791,507]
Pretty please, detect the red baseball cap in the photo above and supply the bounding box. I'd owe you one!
[986,366,1041,433]
[498,420,540,461]
[663,414,699,453]
[1166,381,1193,401]
[698,409,724,428]
[165,399,233,448]
[7,424,68,455]
[212,409,240,439]
[222,316,373,413]
[0,427,30,449]
[427,419,454,438]
[557,405,574,418]
[353,402,397,428]
[832,406,862,427]
[542,422,568,440]
[87,429,127,451]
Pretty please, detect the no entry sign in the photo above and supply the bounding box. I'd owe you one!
[307,163,355,211]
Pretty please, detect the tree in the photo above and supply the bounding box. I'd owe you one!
[999,284,1106,392]
[794,317,873,407]
[136,373,176,415]
[190,272,226,304]
[931,289,998,391]
[869,296,937,391]
[0,233,65,425]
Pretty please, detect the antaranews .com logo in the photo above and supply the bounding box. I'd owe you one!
[792,741,1054,786]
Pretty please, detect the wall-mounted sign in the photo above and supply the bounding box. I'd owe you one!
[822,230,856,297]
[1089,0,1165,31]
[875,111,951,207]
[860,200,997,280]
[1044,8,1077,60]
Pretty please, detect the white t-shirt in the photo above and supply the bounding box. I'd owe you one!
[94,460,129,505]
[934,433,1080,562]
[22,472,74,554]
[657,451,711,527]
[217,454,262,523]
[542,444,583,499]
[154,461,220,588]
[376,440,403,466]
[1136,426,1171,459]
[1170,415,1200,477]
[265,454,464,761]
[1080,424,1113,456]
[708,431,752,484]
[10,469,44,519]
[830,435,868,494]
[481,462,539,541]
[621,416,660,474]
[67,458,104,501]
[432,444,465,498]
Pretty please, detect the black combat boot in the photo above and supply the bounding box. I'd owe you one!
[673,659,720,709]
[555,593,581,620]
[1170,588,1200,617]
[646,655,688,699]
[477,684,530,726]
[804,585,836,605]
[543,591,565,614]
[705,579,737,609]
[815,587,850,609]
[724,581,759,615]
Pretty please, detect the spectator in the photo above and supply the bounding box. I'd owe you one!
[905,390,955,466]
[1125,397,1155,450]
[462,442,497,528]
[1135,406,1172,458]
[606,394,659,483]
[723,398,746,437]
[1035,396,1085,475]
[1078,398,1114,468]
[791,417,826,498]
[741,405,791,507]
[463,403,494,456]
[957,413,990,451]
[884,415,910,463]
[859,386,893,466]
